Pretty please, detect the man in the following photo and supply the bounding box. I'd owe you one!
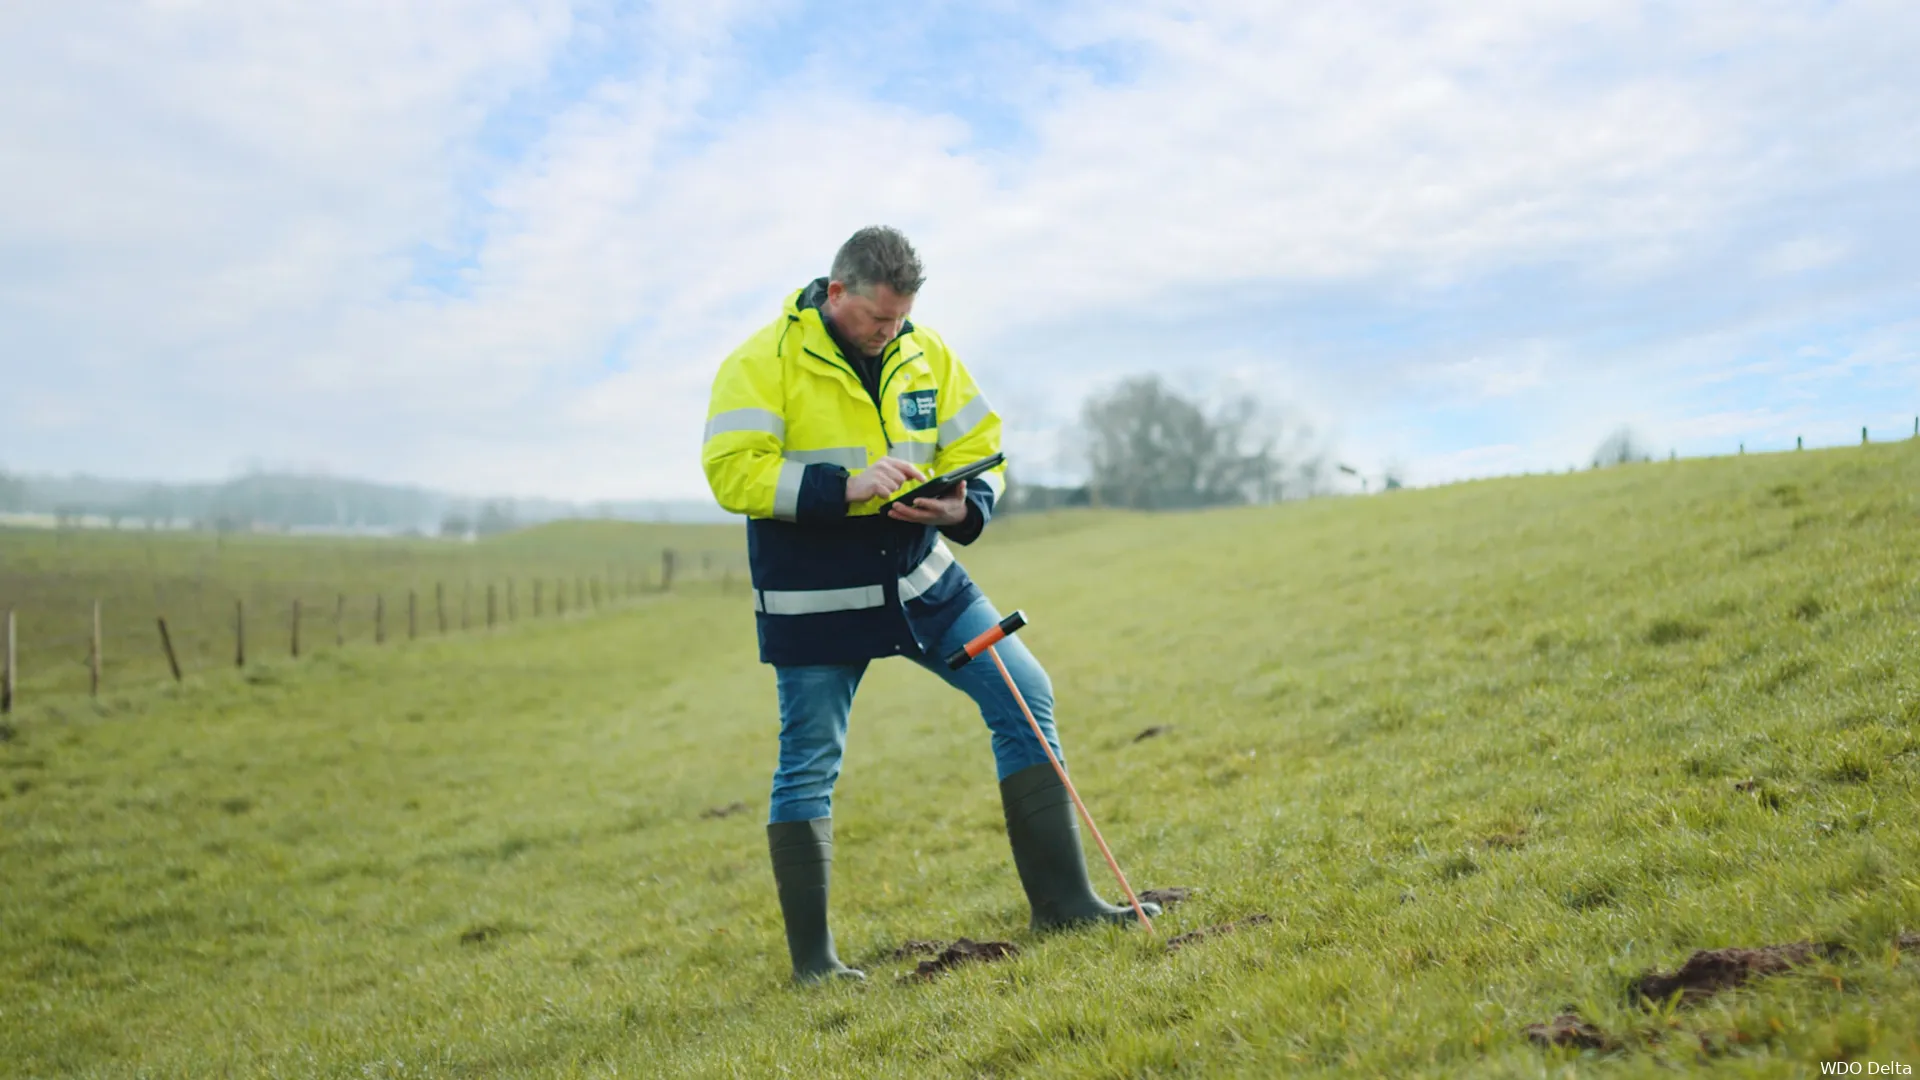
[701,226,1159,983]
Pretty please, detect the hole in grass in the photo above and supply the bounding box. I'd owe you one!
[53,933,103,956]
[219,797,253,815]
[814,1009,855,1033]
[1792,596,1825,621]
[1564,878,1620,911]
[1822,753,1874,785]
[460,924,502,946]
[1683,750,1731,778]
[1481,827,1529,850]
[1762,658,1817,695]
[1647,618,1709,646]
[1739,537,1789,560]
[1435,852,1480,882]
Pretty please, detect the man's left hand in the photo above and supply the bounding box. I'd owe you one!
[886,489,969,527]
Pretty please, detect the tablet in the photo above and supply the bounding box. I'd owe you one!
[881,452,1005,509]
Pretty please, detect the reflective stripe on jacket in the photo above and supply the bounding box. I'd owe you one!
[702,280,1007,665]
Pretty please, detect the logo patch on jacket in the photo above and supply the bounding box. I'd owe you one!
[899,389,938,431]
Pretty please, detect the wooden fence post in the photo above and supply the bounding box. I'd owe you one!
[661,549,676,592]
[1796,436,1803,451]
[409,590,418,640]
[1863,426,1870,444]
[291,599,302,659]
[2,608,14,713]
[376,595,386,645]
[235,599,246,667]
[156,617,182,682]
[436,582,447,634]
[487,584,496,631]
[90,600,102,697]
[335,594,346,647]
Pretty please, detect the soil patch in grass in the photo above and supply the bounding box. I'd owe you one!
[1634,942,1839,1005]
[1524,1013,1615,1051]
[906,938,1018,980]
[1167,914,1271,952]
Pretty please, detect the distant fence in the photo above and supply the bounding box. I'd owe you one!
[0,546,749,713]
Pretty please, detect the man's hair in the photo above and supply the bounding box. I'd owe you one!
[830,226,926,296]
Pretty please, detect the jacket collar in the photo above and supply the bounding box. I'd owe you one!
[787,277,914,361]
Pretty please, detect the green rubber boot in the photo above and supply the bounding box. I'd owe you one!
[767,818,864,983]
[999,762,1162,931]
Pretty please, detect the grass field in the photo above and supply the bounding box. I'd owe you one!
[0,521,745,701]
[3,444,1919,1077]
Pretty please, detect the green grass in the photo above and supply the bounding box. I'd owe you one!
[0,520,745,699]
[3,444,1920,1077]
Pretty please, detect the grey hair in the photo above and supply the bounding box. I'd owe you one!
[830,226,926,296]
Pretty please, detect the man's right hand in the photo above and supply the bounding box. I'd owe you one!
[845,457,926,503]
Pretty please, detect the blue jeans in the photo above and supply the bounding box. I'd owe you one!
[768,595,1064,823]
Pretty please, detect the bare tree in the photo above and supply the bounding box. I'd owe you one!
[475,500,519,537]
[1591,426,1651,468]
[1080,375,1322,510]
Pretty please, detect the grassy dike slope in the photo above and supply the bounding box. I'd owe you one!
[2,444,1918,1078]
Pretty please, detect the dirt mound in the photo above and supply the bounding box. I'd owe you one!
[1137,887,1192,907]
[890,939,944,960]
[907,938,1019,980]
[700,802,748,820]
[1634,941,1838,1004]
[1167,914,1271,951]
[1524,1013,1615,1050]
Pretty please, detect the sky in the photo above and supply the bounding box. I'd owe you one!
[2,0,1917,500]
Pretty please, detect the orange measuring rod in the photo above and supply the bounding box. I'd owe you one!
[946,611,1154,932]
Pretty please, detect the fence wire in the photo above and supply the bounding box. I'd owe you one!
[0,544,751,708]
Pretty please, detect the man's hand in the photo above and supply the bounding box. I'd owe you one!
[845,457,925,503]
[887,487,970,527]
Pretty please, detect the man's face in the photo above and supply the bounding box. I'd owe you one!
[825,281,914,357]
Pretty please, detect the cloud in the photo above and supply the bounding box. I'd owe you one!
[2,1,1917,500]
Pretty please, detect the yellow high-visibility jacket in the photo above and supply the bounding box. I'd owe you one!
[702,279,1007,665]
